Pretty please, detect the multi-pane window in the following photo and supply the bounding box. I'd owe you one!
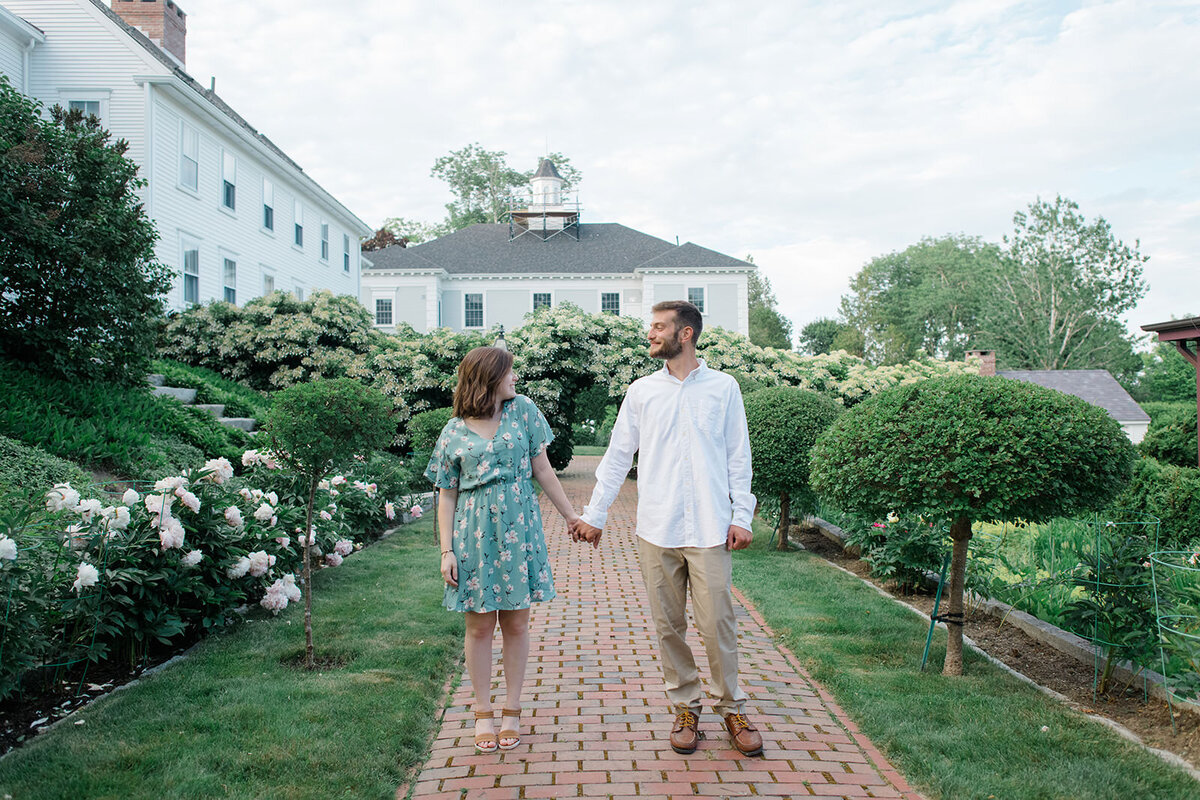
[182,240,200,305]
[375,299,393,326]
[687,287,705,313]
[343,234,351,272]
[294,285,305,301]
[221,151,237,210]
[533,292,551,310]
[601,292,620,315]
[262,271,275,295]
[179,122,199,191]
[293,199,304,247]
[262,178,274,231]
[320,222,330,261]
[223,258,237,304]
[464,293,484,328]
[68,100,100,118]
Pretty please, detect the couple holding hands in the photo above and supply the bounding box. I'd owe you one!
[425,300,762,757]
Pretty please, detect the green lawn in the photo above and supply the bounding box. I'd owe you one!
[0,518,461,800]
[733,518,1199,800]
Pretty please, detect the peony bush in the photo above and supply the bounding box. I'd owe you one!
[0,448,422,699]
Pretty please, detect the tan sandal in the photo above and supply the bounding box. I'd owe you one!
[498,708,521,750]
[474,710,498,754]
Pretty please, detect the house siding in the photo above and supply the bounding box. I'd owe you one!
[0,25,26,88]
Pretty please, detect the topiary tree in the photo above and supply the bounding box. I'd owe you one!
[810,374,1136,675]
[265,378,394,670]
[0,77,172,384]
[744,387,842,550]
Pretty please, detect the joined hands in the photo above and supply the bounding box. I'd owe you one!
[568,517,603,549]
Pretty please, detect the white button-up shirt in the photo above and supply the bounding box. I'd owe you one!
[581,359,755,549]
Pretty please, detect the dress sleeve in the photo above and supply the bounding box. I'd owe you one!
[423,424,461,489]
[523,397,555,457]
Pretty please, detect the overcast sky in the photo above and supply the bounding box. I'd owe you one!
[175,0,1198,344]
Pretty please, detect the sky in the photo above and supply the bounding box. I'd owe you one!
[174,0,1198,345]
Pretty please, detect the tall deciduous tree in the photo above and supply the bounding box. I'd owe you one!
[1129,338,1198,403]
[977,195,1147,371]
[798,318,847,356]
[811,374,1135,675]
[747,268,793,349]
[0,78,172,384]
[430,144,582,231]
[839,235,996,364]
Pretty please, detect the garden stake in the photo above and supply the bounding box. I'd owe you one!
[921,551,952,672]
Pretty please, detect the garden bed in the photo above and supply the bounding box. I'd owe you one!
[794,523,1200,769]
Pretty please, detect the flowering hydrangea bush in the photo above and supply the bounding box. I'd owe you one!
[0,446,422,698]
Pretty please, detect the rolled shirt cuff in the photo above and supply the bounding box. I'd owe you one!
[580,506,607,530]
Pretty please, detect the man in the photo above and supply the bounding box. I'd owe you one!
[571,300,762,756]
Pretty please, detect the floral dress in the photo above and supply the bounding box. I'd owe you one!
[425,394,557,612]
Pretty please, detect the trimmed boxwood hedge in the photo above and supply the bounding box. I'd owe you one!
[0,435,90,496]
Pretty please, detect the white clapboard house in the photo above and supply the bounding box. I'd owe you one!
[0,0,370,311]
[361,160,755,336]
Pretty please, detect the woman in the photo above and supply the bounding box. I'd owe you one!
[425,346,581,754]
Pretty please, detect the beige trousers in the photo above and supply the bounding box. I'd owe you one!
[637,537,748,716]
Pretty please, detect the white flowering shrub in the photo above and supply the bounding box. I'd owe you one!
[0,449,418,698]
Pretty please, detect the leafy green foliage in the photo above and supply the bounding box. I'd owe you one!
[1139,401,1197,468]
[747,271,793,349]
[840,235,997,364]
[406,406,454,474]
[744,387,841,548]
[149,359,272,419]
[1128,340,1197,403]
[0,435,89,497]
[1109,457,1200,550]
[0,358,250,480]
[429,144,582,230]
[0,77,173,385]
[798,317,848,356]
[843,514,948,592]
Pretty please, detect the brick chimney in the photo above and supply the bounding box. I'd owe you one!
[113,0,187,67]
[967,349,996,377]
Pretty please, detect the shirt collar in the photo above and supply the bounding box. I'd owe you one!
[658,358,708,384]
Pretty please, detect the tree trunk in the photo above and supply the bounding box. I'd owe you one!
[942,515,972,676]
[777,491,790,551]
[303,479,316,671]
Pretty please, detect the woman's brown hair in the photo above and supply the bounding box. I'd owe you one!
[453,346,515,419]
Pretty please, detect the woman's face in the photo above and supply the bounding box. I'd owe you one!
[498,369,518,402]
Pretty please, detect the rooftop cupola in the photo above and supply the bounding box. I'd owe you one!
[530,158,564,208]
[509,158,581,241]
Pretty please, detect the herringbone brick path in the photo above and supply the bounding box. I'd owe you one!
[406,456,922,800]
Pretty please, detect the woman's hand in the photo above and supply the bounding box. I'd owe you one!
[441,551,458,587]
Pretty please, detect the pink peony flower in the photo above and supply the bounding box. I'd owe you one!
[260,589,289,613]
[384,501,395,520]
[409,505,423,519]
[324,552,343,567]
[334,539,353,556]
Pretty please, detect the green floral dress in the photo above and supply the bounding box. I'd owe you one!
[425,394,557,612]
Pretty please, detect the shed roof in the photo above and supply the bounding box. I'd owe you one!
[363,223,755,276]
[997,369,1150,423]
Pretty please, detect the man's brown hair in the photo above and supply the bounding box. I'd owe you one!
[453,346,514,419]
[651,300,703,343]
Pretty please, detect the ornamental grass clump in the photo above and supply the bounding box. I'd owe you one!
[810,373,1136,675]
[743,387,842,550]
[264,378,394,670]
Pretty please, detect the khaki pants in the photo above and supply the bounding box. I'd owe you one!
[637,537,748,716]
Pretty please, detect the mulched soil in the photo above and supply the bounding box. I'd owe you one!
[793,524,1200,768]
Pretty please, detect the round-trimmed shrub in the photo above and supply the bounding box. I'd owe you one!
[810,374,1136,675]
[744,387,841,550]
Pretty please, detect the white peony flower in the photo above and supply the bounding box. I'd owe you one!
[157,515,186,551]
[72,562,99,592]
[227,556,251,579]
[154,475,188,492]
[384,501,395,520]
[265,492,278,506]
[260,589,289,614]
[45,484,81,514]
[241,449,262,467]
[0,535,17,561]
[121,488,140,506]
[104,506,131,531]
[330,475,346,487]
[334,539,354,556]
[247,550,274,577]
[224,506,244,528]
[274,536,290,548]
[74,498,104,522]
[144,494,174,517]
[253,503,275,523]
[199,457,234,484]
[324,552,343,567]
[238,487,253,502]
[280,573,302,602]
[177,490,201,514]
[319,510,333,521]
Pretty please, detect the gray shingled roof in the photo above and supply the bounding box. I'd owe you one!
[998,369,1150,422]
[533,159,562,179]
[363,223,756,276]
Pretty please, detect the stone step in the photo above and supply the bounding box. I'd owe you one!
[193,404,226,417]
[220,417,257,432]
[146,374,166,387]
[151,385,197,404]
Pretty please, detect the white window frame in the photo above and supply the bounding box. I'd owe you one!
[262,178,275,232]
[293,283,305,301]
[260,266,275,297]
[375,298,393,326]
[601,291,620,316]
[464,293,484,329]
[320,222,330,262]
[343,234,351,272]
[222,256,237,305]
[221,149,237,212]
[180,233,201,306]
[60,88,110,127]
[687,286,706,314]
[532,291,552,311]
[293,198,304,249]
[178,121,199,193]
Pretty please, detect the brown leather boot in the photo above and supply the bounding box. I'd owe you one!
[723,712,763,756]
[669,709,700,754]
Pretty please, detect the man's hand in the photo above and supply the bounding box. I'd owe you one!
[726,524,753,551]
[574,520,603,549]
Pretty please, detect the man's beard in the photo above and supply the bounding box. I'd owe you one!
[650,332,683,360]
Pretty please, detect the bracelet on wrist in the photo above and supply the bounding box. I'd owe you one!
[441,549,453,556]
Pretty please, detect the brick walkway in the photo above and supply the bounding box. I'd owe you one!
[407,456,923,800]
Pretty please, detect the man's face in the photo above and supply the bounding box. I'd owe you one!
[647,311,685,360]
